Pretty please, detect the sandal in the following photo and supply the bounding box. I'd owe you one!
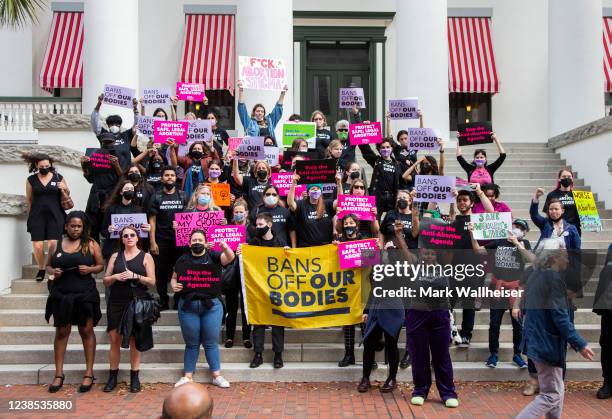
[78,375,95,393]
[48,374,65,393]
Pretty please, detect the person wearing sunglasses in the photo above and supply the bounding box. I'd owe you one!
[103,225,156,393]
[311,110,333,159]
[334,105,374,170]
[333,179,379,240]
[250,185,295,247]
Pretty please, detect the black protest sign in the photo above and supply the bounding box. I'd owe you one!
[85,148,112,173]
[281,151,319,170]
[457,121,493,146]
[418,219,464,249]
[175,262,222,297]
[295,159,337,184]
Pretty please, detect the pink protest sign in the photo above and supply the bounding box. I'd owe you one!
[174,211,225,247]
[228,137,243,154]
[154,120,189,144]
[271,173,306,197]
[337,195,376,221]
[349,122,382,145]
[239,56,286,90]
[176,82,206,101]
[338,239,380,269]
[414,175,456,204]
[207,225,246,251]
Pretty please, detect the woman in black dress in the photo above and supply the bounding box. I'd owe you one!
[45,211,104,393]
[24,152,69,281]
[103,226,156,393]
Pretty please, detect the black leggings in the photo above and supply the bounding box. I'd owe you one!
[224,287,251,341]
[363,324,399,380]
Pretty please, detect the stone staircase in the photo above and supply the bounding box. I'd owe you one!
[0,142,609,386]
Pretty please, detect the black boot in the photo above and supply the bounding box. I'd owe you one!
[130,370,141,393]
[597,381,611,399]
[273,352,284,369]
[250,352,263,368]
[399,351,411,369]
[103,369,119,392]
[338,351,355,367]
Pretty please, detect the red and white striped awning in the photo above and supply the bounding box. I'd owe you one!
[39,11,83,89]
[179,14,235,92]
[603,18,612,92]
[447,17,498,93]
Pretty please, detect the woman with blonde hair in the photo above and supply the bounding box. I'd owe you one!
[311,110,333,158]
[184,184,222,212]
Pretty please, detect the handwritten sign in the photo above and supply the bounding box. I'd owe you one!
[408,128,440,150]
[154,120,189,145]
[418,220,463,249]
[211,183,231,207]
[175,262,221,297]
[142,87,171,106]
[414,175,456,203]
[337,195,376,221]
[136,116,159,138]
[228,137,243,154]
[187,119,213,142]
[207,225,246,251]
[338,239,380,269]
[457,121,493,146]
[110,213,148,238]
[388,98,419,119]
[176,82,206,101]
[295,159,337,184]
[349,122,382,145]
[239,56,286,90]
[470,212,512,240]
[281,151,318,170]
[103,84,135,109]
[236,136,265,160]
[573,190,603,232]
[282,122,316,148]
[264,146,280,167]
[85,148,112,172]
[339,88,365,109]
[271,173,306,197]
[174,211,225,247]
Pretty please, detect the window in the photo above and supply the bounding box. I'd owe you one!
[449,93,492,131]
[605,92,612,116]
[186,89,235,130]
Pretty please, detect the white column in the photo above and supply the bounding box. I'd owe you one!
[236,0,293,137]
[549,0,603,137]
[0,27,32,96]
[83,0,139,124]
[394,0,449,135]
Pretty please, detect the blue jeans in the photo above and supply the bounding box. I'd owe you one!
[178,298,223,374]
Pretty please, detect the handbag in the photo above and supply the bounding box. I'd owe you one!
[56,173,74,210]
[119,251,161,325]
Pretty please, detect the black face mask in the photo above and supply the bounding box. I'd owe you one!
[151,162,163,172]
[560,178,572,188]
[344,226,357,236]
[128,172,141,182]
[256,170,268,180]
[163,182,175,191]
[350,171,360,180]
[397,199,409,210]
[422,164,431,172]
[256,226,270,238]
[190,151,203,160]
[38,167,52,175]
[190,243,205,254]
[102,142,114,150]
[122,190,135,200]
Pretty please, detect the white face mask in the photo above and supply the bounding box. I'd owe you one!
[109,125,120,134]
[264,195,278,206]
[512,228,524,239]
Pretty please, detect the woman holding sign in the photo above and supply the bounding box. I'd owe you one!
[232,159,272,208]
[250,185,295,247]
[311,110,333,159]
[237,80,287,143]
[455,134,506,185]
[103,226,156,393]
[171,230,235,388]
[287,176,335,247]
[334,179,379,239]
[360,138,402,217]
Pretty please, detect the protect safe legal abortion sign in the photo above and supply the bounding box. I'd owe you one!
[153,120,189,144]
[413,175,456,203]
[239,56,286,90]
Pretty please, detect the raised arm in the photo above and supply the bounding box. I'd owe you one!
[90,93,104,135]
[529,188,547,231]
[410,190,420,239]
[287,174,299,212]
[438,138,445,175]
[231,153,244,186]
[473,183,494,213]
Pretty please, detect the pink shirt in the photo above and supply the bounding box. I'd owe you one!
[472,200,512,215]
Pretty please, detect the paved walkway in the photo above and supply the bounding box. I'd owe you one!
[0,381,609,418]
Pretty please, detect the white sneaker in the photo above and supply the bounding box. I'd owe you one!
[174,376,193,387]
[212,375,230,388]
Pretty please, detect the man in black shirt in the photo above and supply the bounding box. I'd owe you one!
[149,166,188,309]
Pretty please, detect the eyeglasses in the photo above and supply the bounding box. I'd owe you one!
[353,185,365,190]
[265,193,278,197]
[337,128,349,132]
[122,233,137,238]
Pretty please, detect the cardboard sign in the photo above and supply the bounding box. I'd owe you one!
[408,128,440,151]
[414,175,456,203]
[228,137,243,154]
[154,120,189,145]
[470,212,512,240]
[239,56,286,90]
[282,122,316,148]
[187,119,213,142]
[103,84,135,109]
[295,159,337,184]
[338,239,380,269]
[176,82,206,101]
[388,98,419,119]
[281,151,318,170]
[136,116,159,138]
[142,87,171,106]
[418,219,464,249]
[207,225,246,251]
[271,173,306,197]
[457,121,493,146]
[337,195,376,221]
[175,262,221,297]
[211,183,231,207]
[236,136,265,160]
[174,211,225,247]
[110,213,148,238]
[349,122,382,145]
[85,148,112,172]
[264,146,280,167]
[573,190,603,232]
[339,88,365,109]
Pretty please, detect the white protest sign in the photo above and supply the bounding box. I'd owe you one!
[470,212,513,240]
[103,84,136,109]
[339,88,365,109]
[239,56,286,91]
[142,87,171,106]
[388,98,419,119]
[264,146,280,167]
[136,116,160,138]
[186,119,213,142]
[413,175,456,203]
[236,136,265,160]
[110,213,148,238]
[408,128,440,151]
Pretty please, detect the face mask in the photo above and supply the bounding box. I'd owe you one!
[474,159,486,167]
[233,213,245,222]
[122,190,135,200]
[344,226,356,236]
[102,142,114,150]
[152,162,162,172]
[163,182,175,191]
[256,170,268,180]
[309,190,322,200]
[350,171,360,180]
[559,178,572,188]
[38,167,51,175]
[337,131,349,140]
[422,164,431,172]
[511,228,524,239]
[128,172,141,182]
[256,225,270,238]
[397,199,409,210]
[190,243,205,254]
[380,148,392,158]
[264,195,278,206]
[109,125,120,134]
[197,195,211,206]
[208,169,221,179]
[190,150,203,160]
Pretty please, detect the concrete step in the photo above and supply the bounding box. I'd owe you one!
[0,360,600,386]
[0,309,180,327]
[443,171,576,179]
[0,293,106,309]
[494,179,586,187]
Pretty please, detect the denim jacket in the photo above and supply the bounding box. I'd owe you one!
[237,102,283,142]
[529,201,581,250]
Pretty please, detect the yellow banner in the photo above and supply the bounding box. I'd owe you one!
[239,244,363,328]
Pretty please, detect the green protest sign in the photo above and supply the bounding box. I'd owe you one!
[282,122,316,148]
